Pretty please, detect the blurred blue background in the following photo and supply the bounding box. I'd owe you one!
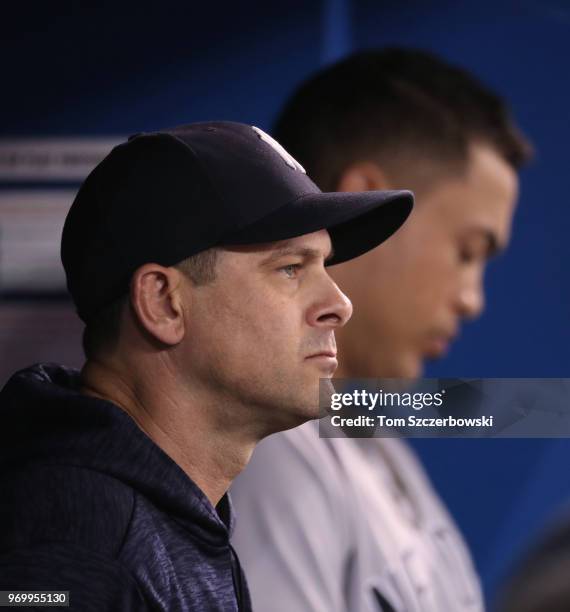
[1,0,568,605]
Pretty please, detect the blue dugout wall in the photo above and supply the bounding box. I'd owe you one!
[1,0,569,604]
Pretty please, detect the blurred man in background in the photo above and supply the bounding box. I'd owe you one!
[0,122,412,611]
[231,48,532,611]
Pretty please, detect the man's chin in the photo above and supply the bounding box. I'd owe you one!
[273,380,329,429]
[316,377,337,418]
[383,349,424,379]
[404,357,424,380]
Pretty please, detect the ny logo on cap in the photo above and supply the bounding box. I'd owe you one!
[251,126,306,174]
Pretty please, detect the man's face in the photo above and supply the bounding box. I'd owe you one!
[330,143,519,379]
[177,229,352,433]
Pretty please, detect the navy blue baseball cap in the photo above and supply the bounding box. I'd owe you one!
[61,121,413,322]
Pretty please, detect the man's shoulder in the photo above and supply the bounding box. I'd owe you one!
[0,463,135,558]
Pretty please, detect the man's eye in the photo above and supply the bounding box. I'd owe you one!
[280,264,301,278]
[458,246,484,264]
[459,249,476,264]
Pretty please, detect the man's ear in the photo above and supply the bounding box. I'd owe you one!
[130,264,186,346]
[337,161,392,193]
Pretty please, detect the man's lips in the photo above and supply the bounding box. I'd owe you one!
[424,331,457,358]
[305,350,337,359]
[305,351,338,374]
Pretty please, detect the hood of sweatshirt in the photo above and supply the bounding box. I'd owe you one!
[0,363,233,547]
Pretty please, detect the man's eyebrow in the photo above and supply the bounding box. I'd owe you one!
[260,244,335,266]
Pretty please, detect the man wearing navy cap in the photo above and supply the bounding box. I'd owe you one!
[0,122,412,611]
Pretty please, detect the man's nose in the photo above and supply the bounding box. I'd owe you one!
[306,276,353,328]
[456,269,485,320]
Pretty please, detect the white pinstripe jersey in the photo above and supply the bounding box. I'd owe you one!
[231,420,484,612]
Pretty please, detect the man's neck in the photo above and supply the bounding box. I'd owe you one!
[80,358,255,508]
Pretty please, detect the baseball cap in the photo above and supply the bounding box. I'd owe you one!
[61,121,413,322]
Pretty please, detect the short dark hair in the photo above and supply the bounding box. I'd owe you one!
[82,248,219,360]
[273,48,532,192]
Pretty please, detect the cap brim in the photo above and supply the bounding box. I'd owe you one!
[224,189,413,265]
